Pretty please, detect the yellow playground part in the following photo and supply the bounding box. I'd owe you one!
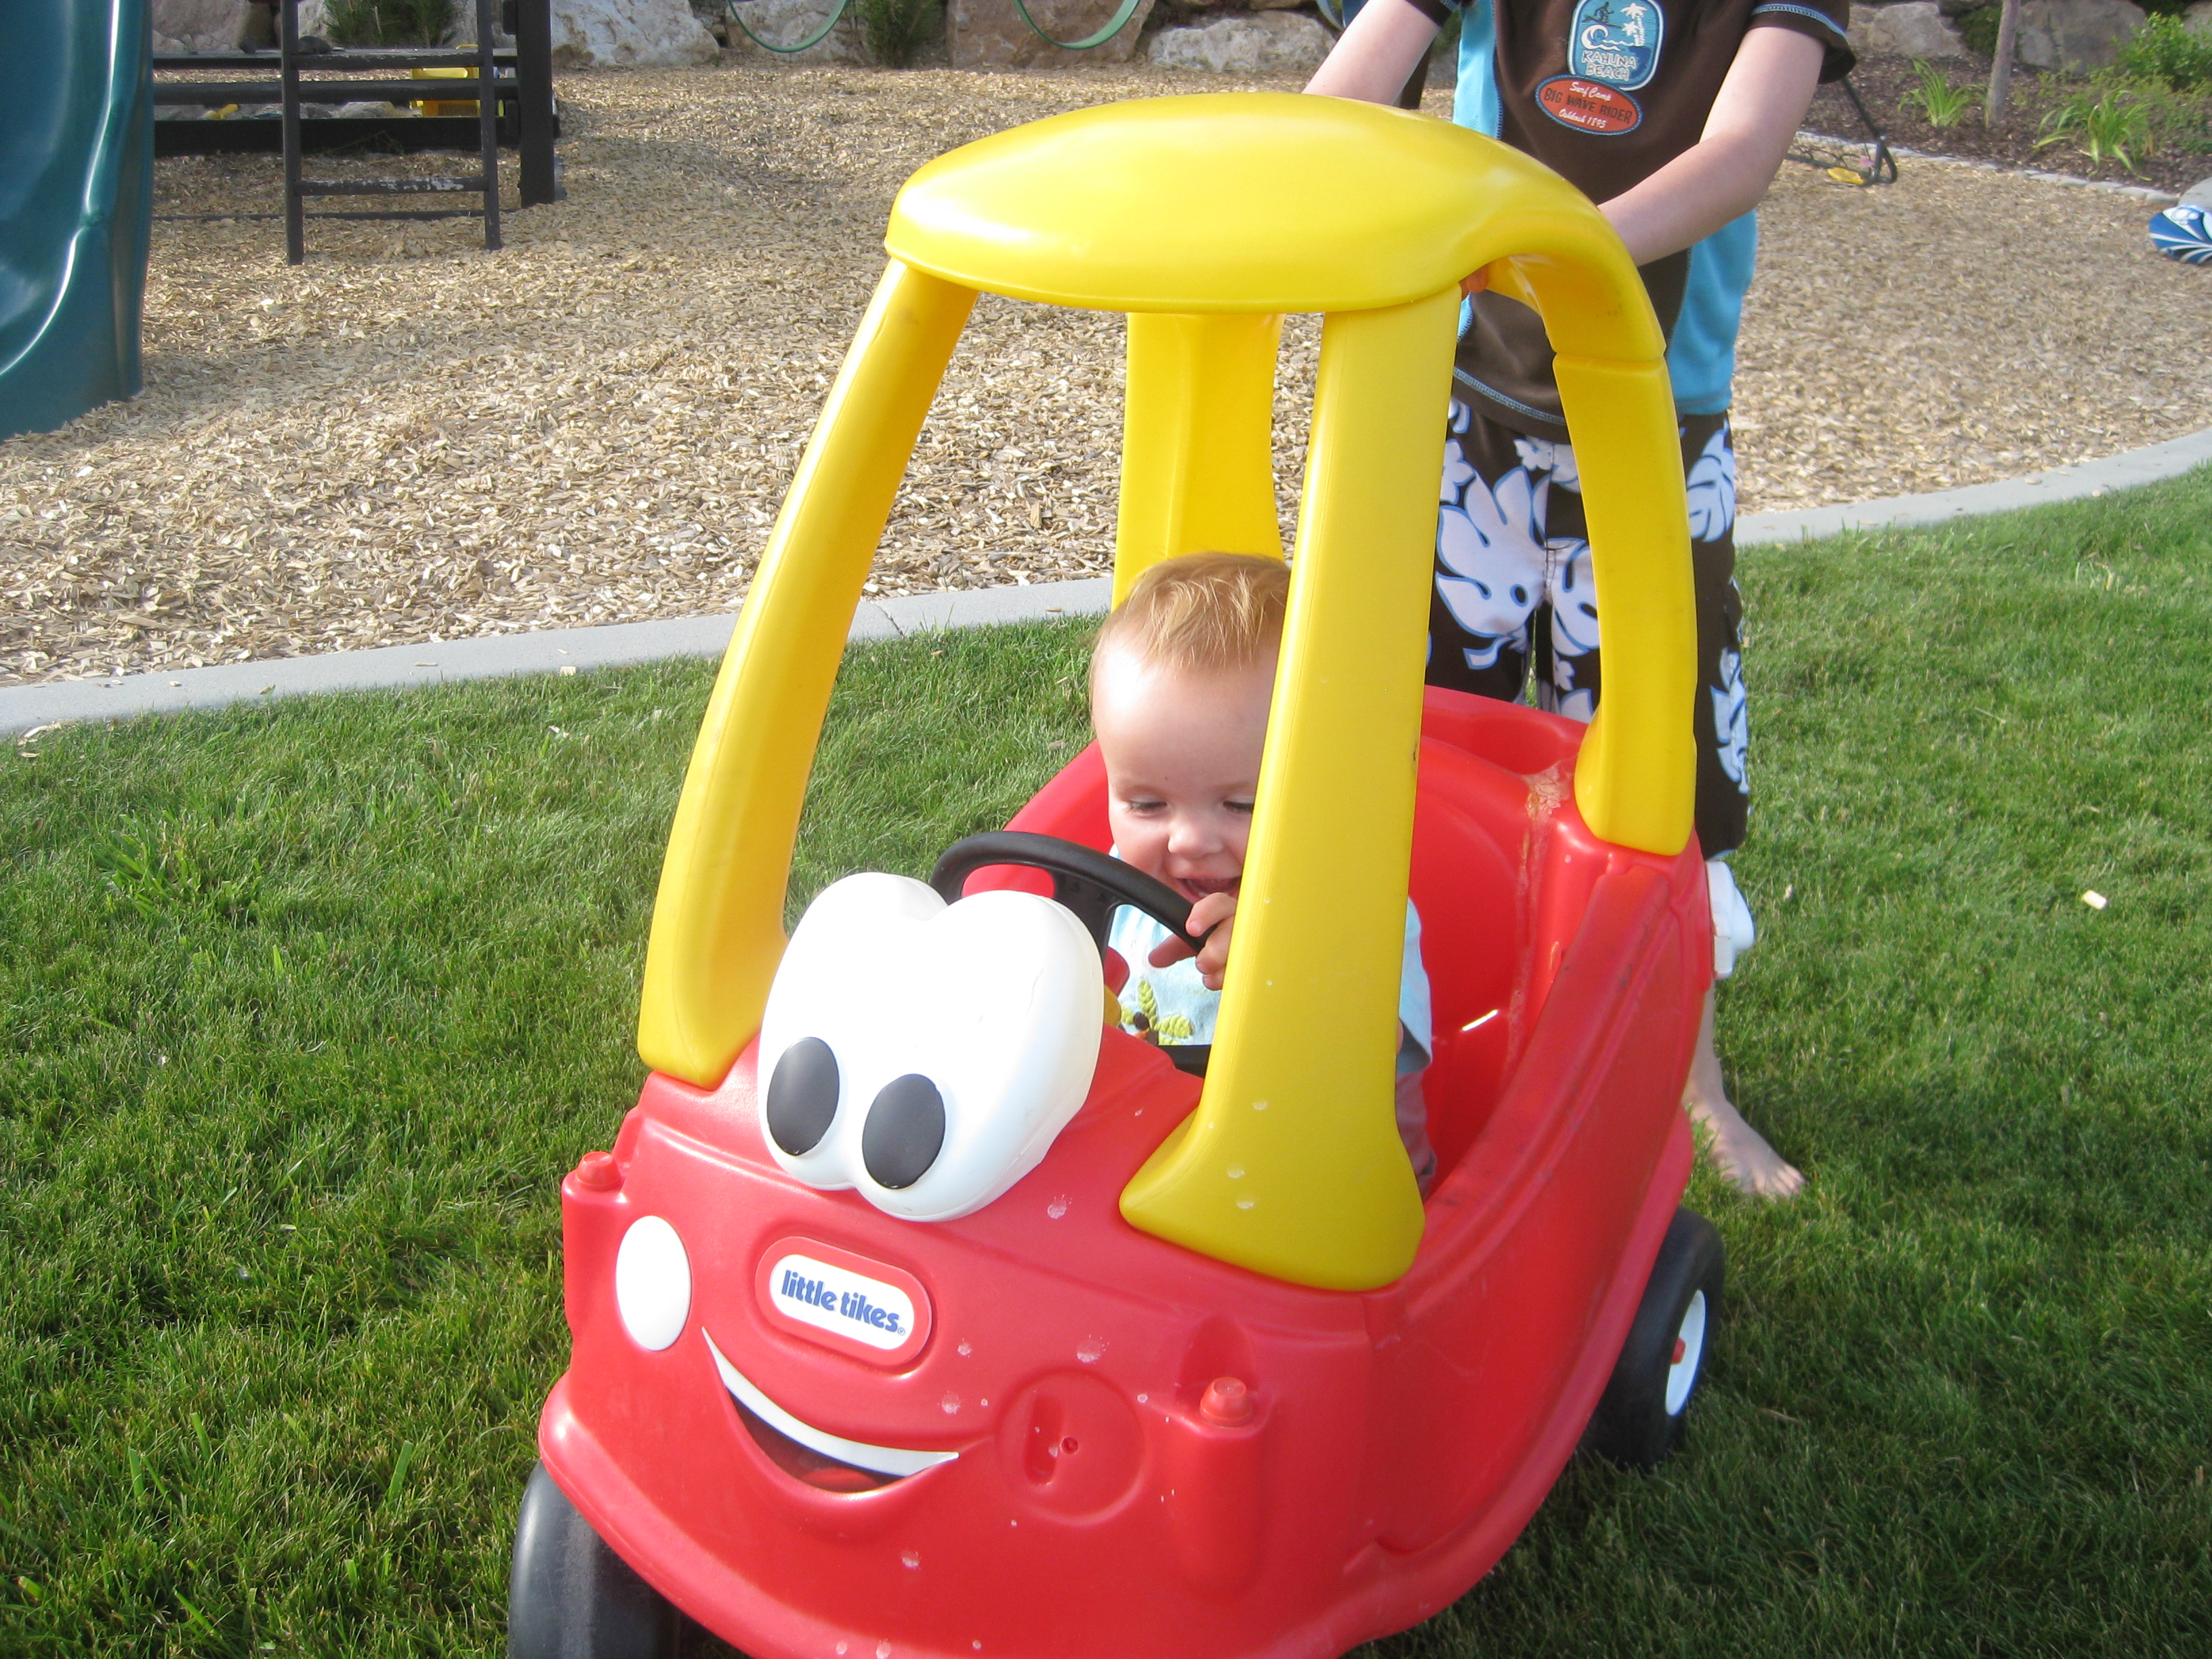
[638,93,1697,1291]
[411,65,478,118]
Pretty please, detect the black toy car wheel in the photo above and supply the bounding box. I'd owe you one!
[1583,1208,1725,1469]
[508,1461,707,1658]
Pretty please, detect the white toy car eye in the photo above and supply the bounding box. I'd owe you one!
[755,873,1104,1222]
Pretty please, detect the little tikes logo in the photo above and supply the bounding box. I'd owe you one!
[775,1261,908,1342]
[755,1237,932,1366]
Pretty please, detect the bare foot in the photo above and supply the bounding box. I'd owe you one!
[1683,987,1805,1201]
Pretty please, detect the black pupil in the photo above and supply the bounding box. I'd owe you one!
[764,1038,840,1156]
[862,1075,946,1190]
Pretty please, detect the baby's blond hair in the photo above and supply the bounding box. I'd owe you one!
[1091,553,1288,683]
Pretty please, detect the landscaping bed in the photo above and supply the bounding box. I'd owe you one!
[1814,45,2212,194]
[2,60,2209,689]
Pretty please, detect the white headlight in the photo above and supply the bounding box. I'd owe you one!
[614,1215,691,1352]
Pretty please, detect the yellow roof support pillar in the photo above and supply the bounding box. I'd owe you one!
[1118,285,1459,1291]
[1553,353,1697,856]
[638,261,977,1087]
[1113,311,1286,605]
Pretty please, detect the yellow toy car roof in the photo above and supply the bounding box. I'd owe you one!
[889,90,1659,338]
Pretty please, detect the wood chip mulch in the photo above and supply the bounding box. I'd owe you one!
[4,61,2207,687]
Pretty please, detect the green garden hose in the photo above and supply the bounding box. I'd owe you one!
[731,0,1139,56]
[1008,0,1148,51]
[726,0,854,54]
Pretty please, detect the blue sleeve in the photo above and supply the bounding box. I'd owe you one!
[1450,0,1500,138]
[1666,210,1758,417]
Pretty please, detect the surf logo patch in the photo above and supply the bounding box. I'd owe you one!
[1536,76,1644,134]
[1568,0,1663,90]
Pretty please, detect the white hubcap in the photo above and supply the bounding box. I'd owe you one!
[1665,1290,1707,1416]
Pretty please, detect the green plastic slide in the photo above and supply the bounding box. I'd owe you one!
[0,0,152,443]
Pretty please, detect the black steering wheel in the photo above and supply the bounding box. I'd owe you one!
[929,832,1217,1076]
[928,830,1210,958]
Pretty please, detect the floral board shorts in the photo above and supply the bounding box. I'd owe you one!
[1427,399,1750,858]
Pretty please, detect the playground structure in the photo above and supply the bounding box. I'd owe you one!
[0,0,560,441]
[152,0,560,261]
[0,0,153,445]
[510,91,1725,1659]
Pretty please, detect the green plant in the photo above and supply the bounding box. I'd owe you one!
[321,0,458,47]
[852,0,940,66]
[2037,86,2157,171]
[2118,14,2212,91]
[91,815,261,926]
[1901,57,1976,127]
[1959,4,2002,57]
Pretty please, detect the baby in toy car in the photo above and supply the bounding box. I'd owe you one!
[1090,554,1439,1193]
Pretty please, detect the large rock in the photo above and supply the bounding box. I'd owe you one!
[2013,0,2144,70]
[726,0,867,61]
[1847,1,1967,56]
[2184,0,2212,35]
[444,1,517,44]
[152,1,344,51]
[550,0,720,64]
[1146,12,1332,73]
[157,0,712,60]
[947,0,1155,67]
[152,0,251,52]
[155,0,500,50]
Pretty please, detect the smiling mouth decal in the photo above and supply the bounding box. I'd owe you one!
[705,1332,960,1491]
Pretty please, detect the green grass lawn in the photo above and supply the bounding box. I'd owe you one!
[3,472,2209,1656]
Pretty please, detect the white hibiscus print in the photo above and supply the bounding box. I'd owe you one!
[1513,434,1580,492]
[1711,647,1748,790]
[1439,433,1478,508]
[1538,538,1599,723]
[1547,537,1599,657]
[1685,426,1736,545]
[1549,655,1598,724]
[1436,466,1547,670]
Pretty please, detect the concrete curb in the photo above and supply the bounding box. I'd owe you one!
[1,578,1114,739]
[1733,425,2212,546]
[7,424,2209,739]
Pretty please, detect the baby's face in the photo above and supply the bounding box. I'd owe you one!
[1091,641,1275,905]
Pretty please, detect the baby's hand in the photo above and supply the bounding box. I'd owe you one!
[1150,893,1238,992]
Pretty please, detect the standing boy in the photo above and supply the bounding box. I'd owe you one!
[1309,0,1853,1197]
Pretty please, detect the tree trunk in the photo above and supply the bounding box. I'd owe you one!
[1986,0,2023,124]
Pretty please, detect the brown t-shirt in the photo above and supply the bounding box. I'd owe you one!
[1407,0,1853,431]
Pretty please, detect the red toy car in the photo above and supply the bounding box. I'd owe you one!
[509,92,1725,1659]
[510,689,1720,1659]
